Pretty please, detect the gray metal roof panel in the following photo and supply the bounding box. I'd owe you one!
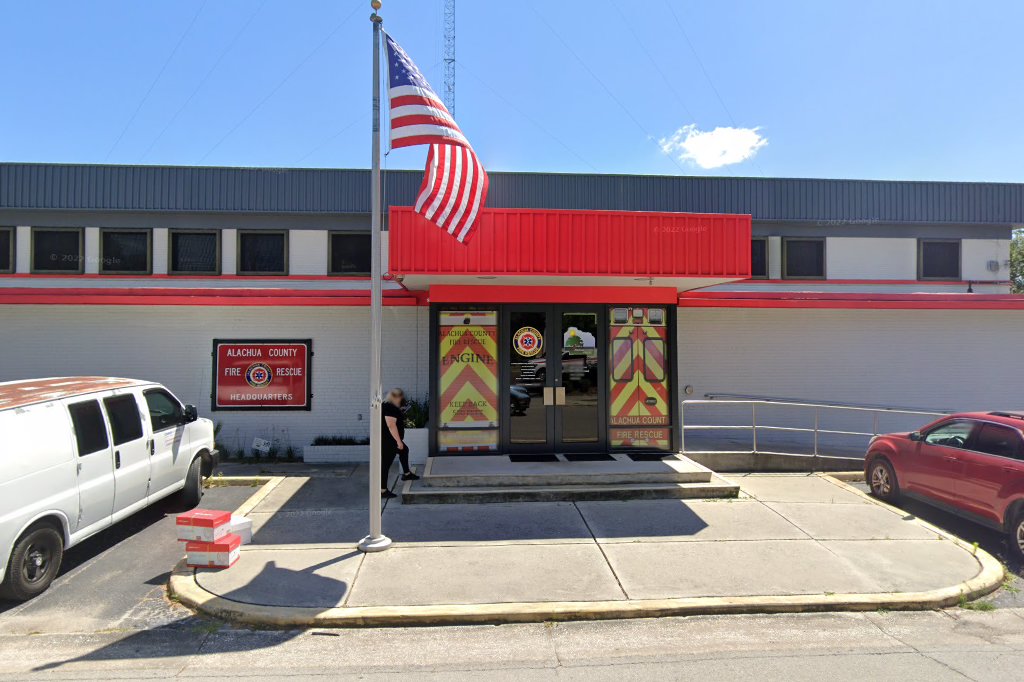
[2,163,1023,224]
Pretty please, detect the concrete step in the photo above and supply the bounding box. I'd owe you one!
[421,454,714,487]
[400,474,740,504]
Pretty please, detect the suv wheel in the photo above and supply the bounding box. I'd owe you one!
[1010,509,1024,564]
[868,458,900,503]
[0,523,64,602]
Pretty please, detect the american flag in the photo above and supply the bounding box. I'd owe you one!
[386,33,488,243]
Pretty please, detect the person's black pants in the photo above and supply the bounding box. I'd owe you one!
[380,443,410,489]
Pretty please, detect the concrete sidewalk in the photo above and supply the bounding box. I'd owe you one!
[170,471,1003,627]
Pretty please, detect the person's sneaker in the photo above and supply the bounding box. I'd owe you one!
[401,472,420,481]
[381,490,399,499]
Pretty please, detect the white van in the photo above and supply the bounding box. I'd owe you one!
[0,377,218,601]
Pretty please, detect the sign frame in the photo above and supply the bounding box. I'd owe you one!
[211,338,313,412]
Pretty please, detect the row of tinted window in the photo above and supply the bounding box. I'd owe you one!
[0,227,370,276]
[924,419,1024,460]
[750,238,962,280]
[68,390,184,457]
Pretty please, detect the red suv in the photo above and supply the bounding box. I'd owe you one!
[865,412,1024,561]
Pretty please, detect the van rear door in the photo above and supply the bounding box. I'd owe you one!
[103,392,152,520]
[67,399,115,537]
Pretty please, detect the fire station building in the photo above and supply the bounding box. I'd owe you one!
[1,163,1022,462]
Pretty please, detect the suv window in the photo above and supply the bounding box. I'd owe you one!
[68,400,109,456]
[972,423,1023,459]
[923,420,974,449]
[104,394,144,445]
[144,389,183,432]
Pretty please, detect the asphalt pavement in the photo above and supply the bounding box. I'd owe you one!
[0,486,254,634]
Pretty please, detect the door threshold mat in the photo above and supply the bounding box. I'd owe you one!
[508,455,561,463]
[563,453,616,462]
[626,453,672,461]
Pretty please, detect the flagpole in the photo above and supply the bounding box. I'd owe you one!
[359,0,392,553]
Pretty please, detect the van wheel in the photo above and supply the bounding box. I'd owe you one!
[868,458,900,503]
[1009,509,1024,564]
[171,457,204,511]
[0,524,64,602]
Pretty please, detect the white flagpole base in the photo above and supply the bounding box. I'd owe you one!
[358,534,393,553]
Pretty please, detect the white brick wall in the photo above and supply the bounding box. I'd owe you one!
[962,239,1012,281]
[152,228,169,275]
[678,307,1024,411]
[289,230,328,276]
[0,305,429,455]
[825,237,917,280]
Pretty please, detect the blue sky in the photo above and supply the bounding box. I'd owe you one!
[3,0,1023,181]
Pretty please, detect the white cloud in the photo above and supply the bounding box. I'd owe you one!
[658,124,767,169]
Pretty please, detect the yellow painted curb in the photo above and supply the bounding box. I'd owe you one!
[168,473,1005,628]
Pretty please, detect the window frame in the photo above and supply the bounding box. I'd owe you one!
[236,230,289,276]
[917,238,962,281]
[0,227,13,274]
[67,399,111,457]
[922,419,976,449]
[781,237,826,280]
[143,388,185,433]
[750,236,768,279]
[168,229,222,276]
[966,420,1024,461]
[99,228,153,275]
[30,226,84,275]
[103,394,146,446]
[328,231,372,276]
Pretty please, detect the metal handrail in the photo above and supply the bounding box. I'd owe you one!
[680,398,950,461]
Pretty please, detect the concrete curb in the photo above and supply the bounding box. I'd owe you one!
[167,474,1006,628]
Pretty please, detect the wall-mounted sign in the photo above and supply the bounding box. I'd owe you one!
[512,326,544,357]
[212,339,312,411]
[438,311,498,453]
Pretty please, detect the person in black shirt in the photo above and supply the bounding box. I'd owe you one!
[380,388,419,499]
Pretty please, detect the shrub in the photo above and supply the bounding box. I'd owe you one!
[311,435,369,446]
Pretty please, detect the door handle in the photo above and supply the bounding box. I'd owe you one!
[543,387,554,406]
[554,386,566,406]
[114,451,121,469]
[148,439,154,456]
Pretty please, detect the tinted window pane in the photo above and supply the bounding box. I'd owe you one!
[330,233,371,274]
[33,229,81,272]
[101,231,149,273]
[784,239,824,278]
[104,395,144,445]
[921,241,960,279]
[145,390,182,432]
[973,424,1022,458]
[68,400,109,456]
[239,232,286,273]
[171,232,219,273]
[0,228,11,272]
[751,239,767,278]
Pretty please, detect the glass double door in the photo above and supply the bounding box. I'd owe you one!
[503,305,607,453]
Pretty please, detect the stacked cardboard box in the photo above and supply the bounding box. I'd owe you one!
[177,509,241,569]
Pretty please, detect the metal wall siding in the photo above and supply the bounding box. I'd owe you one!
[2,163,1024,224]
[389,207,751,277]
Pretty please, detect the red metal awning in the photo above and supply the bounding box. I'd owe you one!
[388,207,751,293]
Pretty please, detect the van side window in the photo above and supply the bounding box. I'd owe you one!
[68,400,109,456]
[144,389,183,432]
[104,394,144,445]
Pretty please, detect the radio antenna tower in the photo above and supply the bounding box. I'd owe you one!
[443,0,455,114]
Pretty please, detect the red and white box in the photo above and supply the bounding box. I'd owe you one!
[186,533,242,569]
[176,509,232,543]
